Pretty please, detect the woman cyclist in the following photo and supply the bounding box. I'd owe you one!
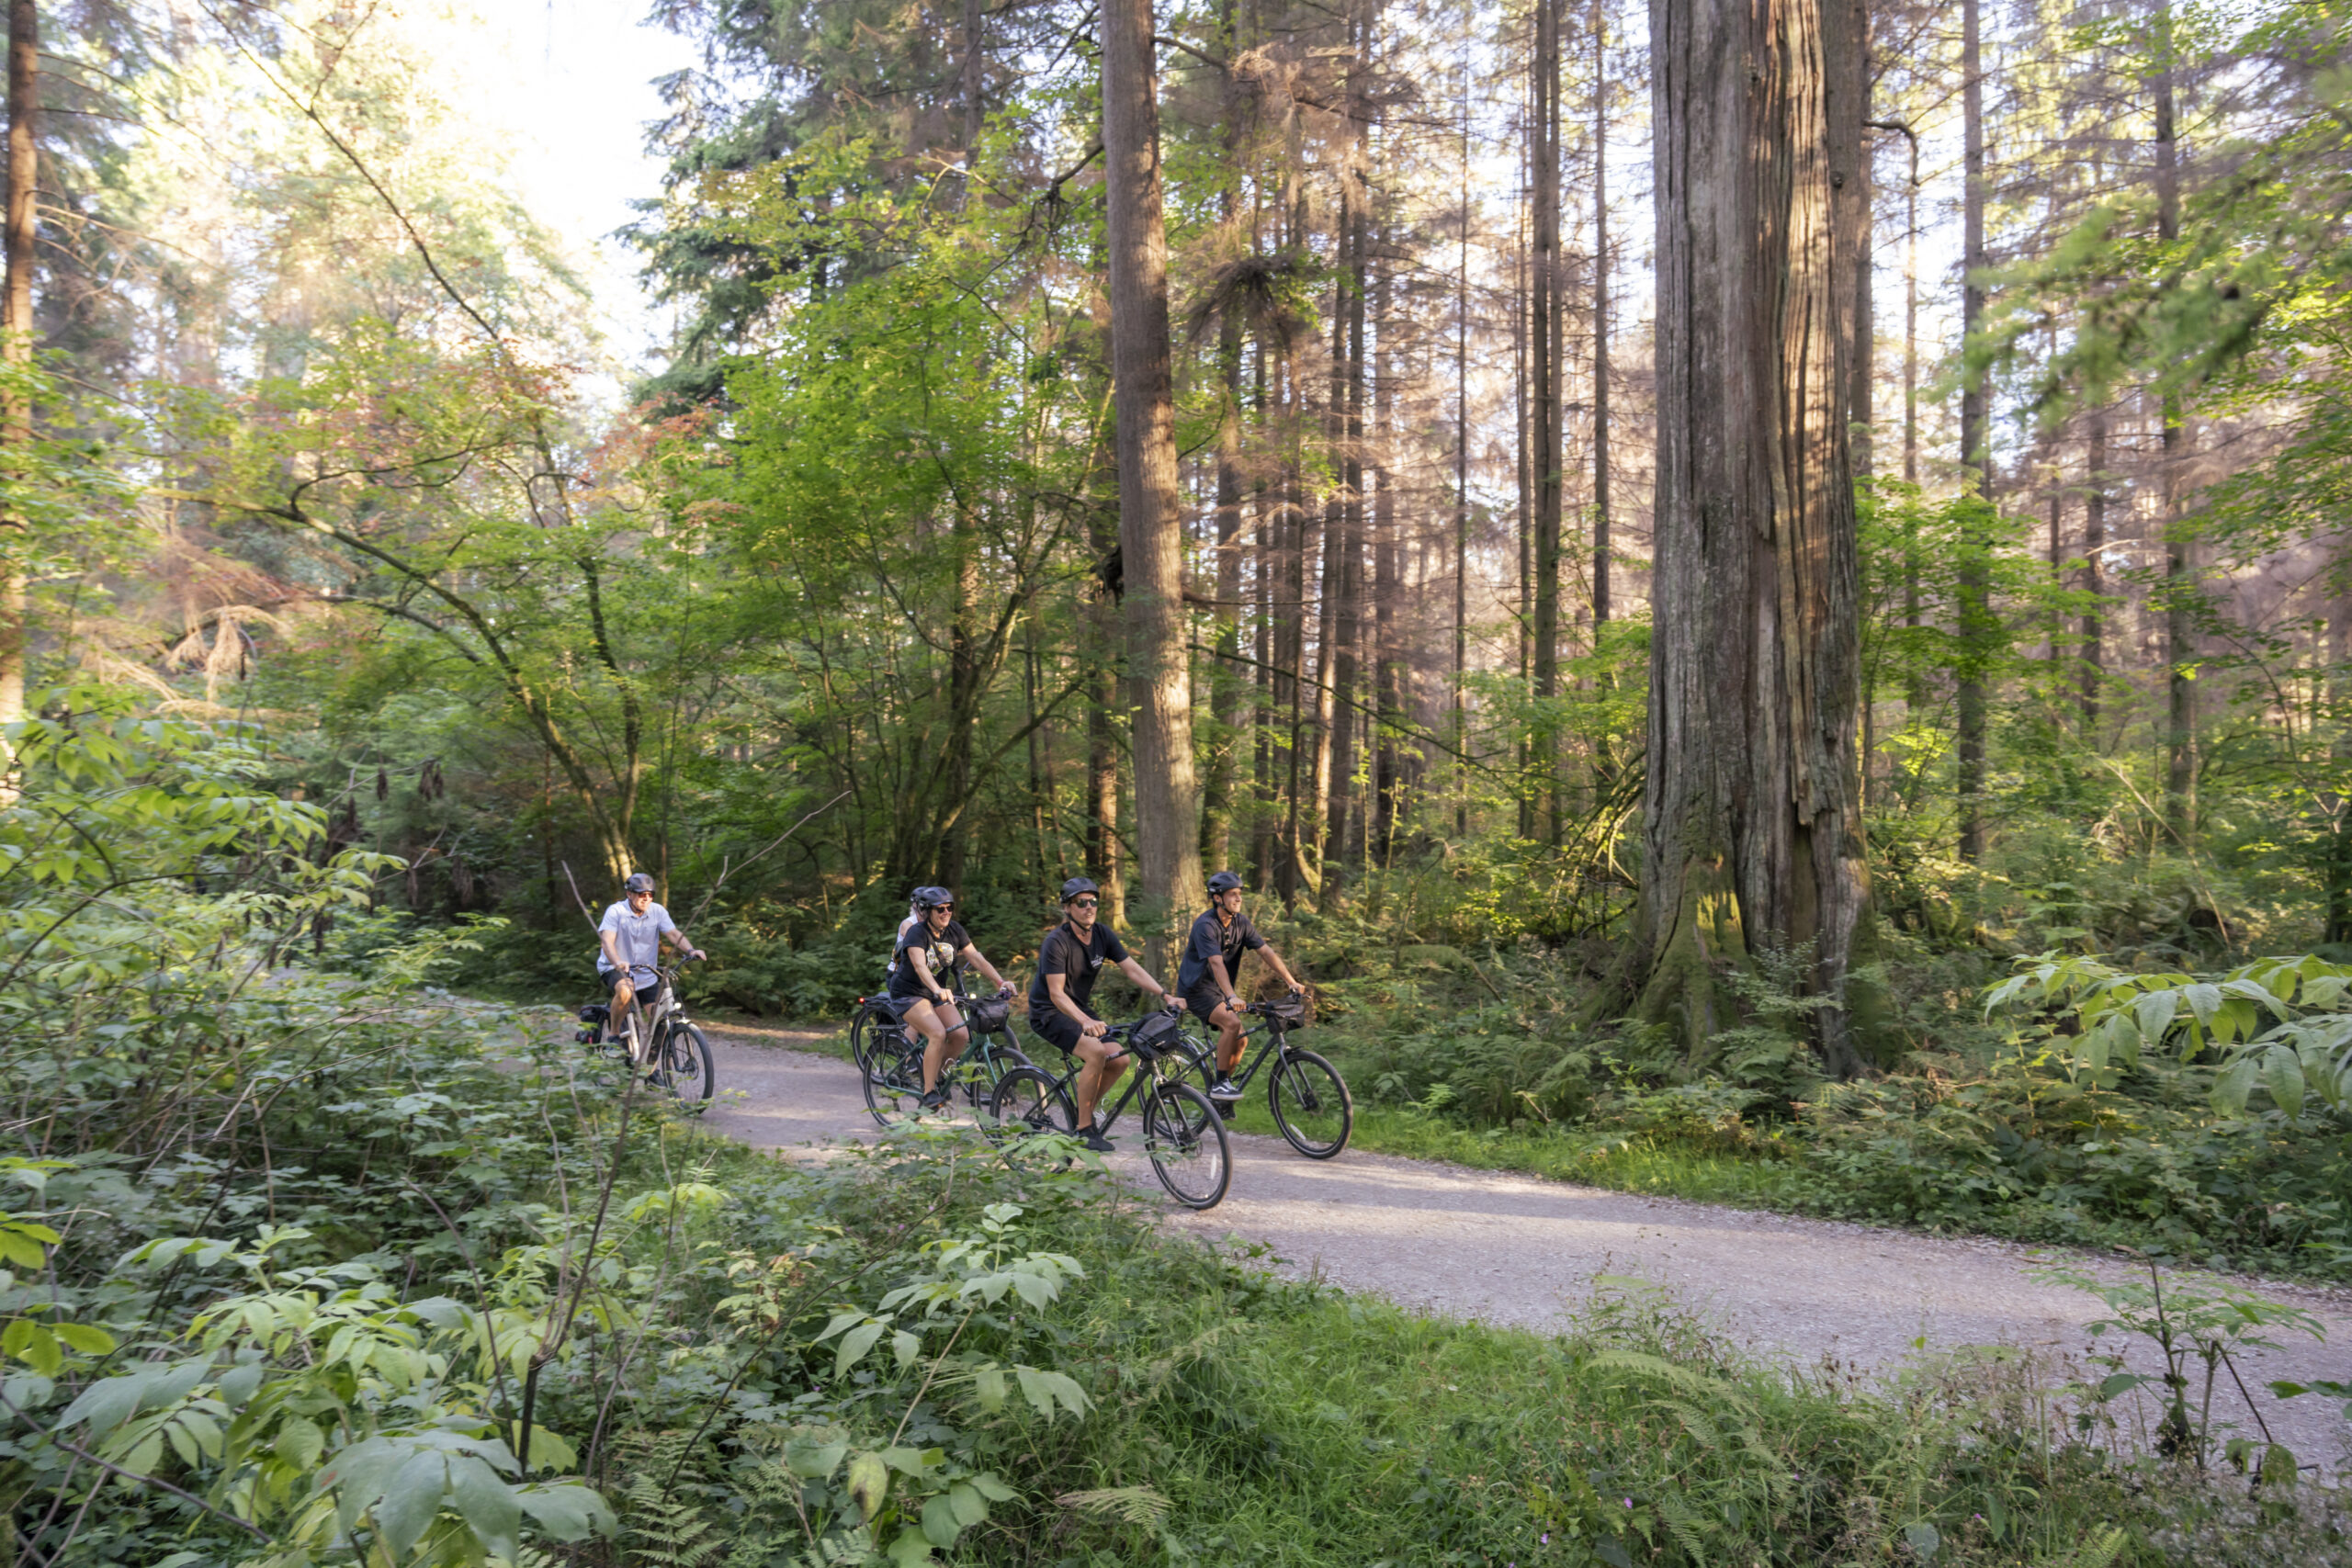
[890,886,1014,1110]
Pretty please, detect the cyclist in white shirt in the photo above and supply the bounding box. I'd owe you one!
[597,872,706,1047]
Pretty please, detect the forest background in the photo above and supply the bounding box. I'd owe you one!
[1,0,2350,1260]
[0,0,2350,1562]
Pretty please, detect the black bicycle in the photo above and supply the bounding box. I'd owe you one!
[988,1005,1231,1210]
[857,979,1032,1129]
[573,963,714,1103]
[1201,994,1351,1158]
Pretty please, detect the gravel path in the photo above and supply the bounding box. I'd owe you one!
[698,1021,2352,1466]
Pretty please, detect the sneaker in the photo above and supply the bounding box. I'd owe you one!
[1080,1123,1116,1153]
[919,1086,950,1111]
[1208,1075,1242,1103]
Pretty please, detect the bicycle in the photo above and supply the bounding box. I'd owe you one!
[857,978,1033,1129]
[1198,993,1351,1158]
[574,963,715,1103]
[988,1005,1231,1210]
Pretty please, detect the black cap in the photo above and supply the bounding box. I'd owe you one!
[624,872,655,893]
[1206,871,1243,895]
[1059,876,1100,904]
[911,886,953,909]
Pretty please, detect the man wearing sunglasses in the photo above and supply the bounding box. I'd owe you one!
[1028,876,1171,1150]
[889,886,1014,1110]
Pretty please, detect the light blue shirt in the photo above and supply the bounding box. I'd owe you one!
[597,899,679,977]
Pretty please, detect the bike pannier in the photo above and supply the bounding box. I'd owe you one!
[966,997,1010,1033]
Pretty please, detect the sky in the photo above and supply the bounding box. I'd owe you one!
[482,1,705,384]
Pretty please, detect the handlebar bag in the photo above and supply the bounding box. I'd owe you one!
[966,998,1011,1033]
[1127,1009,1183,1059]
[1261,995,1309,1027]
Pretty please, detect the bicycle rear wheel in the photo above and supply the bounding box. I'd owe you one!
[1143,1081,1230,1210]
[985,1066,1076,1151]
[848,1001,891,1073]
[863,1036,923,1127]
[1268,1048,1350,1158]
[652,1021,716,1103]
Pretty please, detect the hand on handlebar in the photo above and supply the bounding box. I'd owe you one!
[998,982,1014,999]
[1080,1017,1109,1039]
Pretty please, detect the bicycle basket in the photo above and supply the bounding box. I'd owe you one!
[1127,1009,1183,1059]
[1261,994,1309,1027]
[966,997,1010,1033]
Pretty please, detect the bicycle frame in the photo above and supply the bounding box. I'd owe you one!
[617,964,685,1066]
[1039,1012,1193,1134]
[1202,1005,1299,1092]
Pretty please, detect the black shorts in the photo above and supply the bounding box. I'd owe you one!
[599,965,652,995]
[1184,983,1235,1027]
[1029,1010,1100,1055]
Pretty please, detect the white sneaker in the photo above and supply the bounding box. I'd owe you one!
[1208,1076,1242,1103]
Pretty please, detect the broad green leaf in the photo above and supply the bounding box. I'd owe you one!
[1014,1366,1090,1421]
[893,1329,921,1371]
[846,1451,890,1520]
[922,1493,963,1548]
[947,1482,987,1527]
[784,1432,847,1479]
[835,1320,888,1380]
[446,1453,523,1562]
[974,1364,1006,1413]
[2263,1050,2306,1119]
[515,1481,617,1542]
[2134,989,2179,1040]
[372,1450,448,1559]
[277,1417,325,1471]
[2211,1056,2260,1116]
[2183,984,2222,1030]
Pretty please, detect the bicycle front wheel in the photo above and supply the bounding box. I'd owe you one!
[651,1021,716,1103]
[1268,1048,1351,1158]
[1143,1081,1230,1210]
[863,1039,923,1128]
[986,1066,1075,1152]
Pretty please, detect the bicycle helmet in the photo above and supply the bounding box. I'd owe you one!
[624,872,656,893]
[1206,870,1244,896]
[1059,876,1100,904]
[910,886,953,910]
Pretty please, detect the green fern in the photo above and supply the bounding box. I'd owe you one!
[1056,1484,1173,1529]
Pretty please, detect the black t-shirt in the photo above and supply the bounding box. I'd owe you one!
[888,919,971,1000]
[1178,908,1266,995]
[1026,920,1128,1021]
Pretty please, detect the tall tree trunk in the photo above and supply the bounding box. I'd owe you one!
[0,0,35,795]
[1454,49,1473,840]
[1513,184,1535,840]
[1102,0,1204,944]
[1832,0,1870,478]
[2154,5,2193,843]
[1954,0,1988,863]
[1589,0,1612,632]
[1642,0,1870,1077]
[1532,0,1564,845]
[1372,232,1403,865]
[2082,402,2106,731]
[1324,202,1369,888]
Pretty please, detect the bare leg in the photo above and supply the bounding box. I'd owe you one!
[922,1005,969,1096]
[610,978,638,1055]
[1211,1002,1246,1076]
[1074,1036,1129,1128]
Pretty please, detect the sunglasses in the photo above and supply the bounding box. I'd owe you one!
[1069,897,1099,908]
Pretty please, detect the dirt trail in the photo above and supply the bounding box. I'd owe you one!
[697,1022,2352,1467]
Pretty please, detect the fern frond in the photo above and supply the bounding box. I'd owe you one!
[1056,1484,1174,1528]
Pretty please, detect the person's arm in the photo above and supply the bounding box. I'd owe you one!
[1116,956,1169,1002]
[960,944,1009,994]
[600,925,626,974]
[1045,972,1108,1037]
[662,924,706,960]
[908,946,952,1004]
[1207,953,1237,1005]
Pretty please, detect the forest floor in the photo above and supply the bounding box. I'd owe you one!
[694,1020,2352,1470]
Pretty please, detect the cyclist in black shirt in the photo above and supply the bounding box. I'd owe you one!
[1179,870,1304,1104]
[890,886,1014,1110]
[1028,876,1171,1149]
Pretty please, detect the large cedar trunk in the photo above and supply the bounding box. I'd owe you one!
[0,0,35,794]
[1641,0,1870,1077]
[1102,0,1204,949]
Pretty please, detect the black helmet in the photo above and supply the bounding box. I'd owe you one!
[1059,876,1100,904]
[1206,870,1244,896]
[910,886,953,910]
[624,872,656,893]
